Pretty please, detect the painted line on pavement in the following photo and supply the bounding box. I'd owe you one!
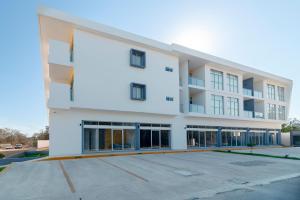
[58,161,76,193]
[98,158,149,182]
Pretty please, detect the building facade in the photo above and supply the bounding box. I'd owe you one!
[39,8,293,156]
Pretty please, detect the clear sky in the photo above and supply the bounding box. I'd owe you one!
[1,0,299,135]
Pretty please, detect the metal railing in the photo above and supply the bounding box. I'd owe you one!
[188,77,205,87]
[243,88,252,96]
[244,110,253,118]
[189,104,205,113]
[254,90,263,98]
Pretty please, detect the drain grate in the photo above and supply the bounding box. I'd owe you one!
[230,160,274,167]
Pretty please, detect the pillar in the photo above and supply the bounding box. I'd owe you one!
[135,123,140,150]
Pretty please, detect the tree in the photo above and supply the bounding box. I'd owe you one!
[281,118,300,133]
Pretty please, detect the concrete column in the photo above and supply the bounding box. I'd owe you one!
[217,127,222,147]
[135,123,140,150]
[277,130,282,145]
[95,128,99,151]
[180,60,189,113]
[246,128,250,145]
[265,130,269,145]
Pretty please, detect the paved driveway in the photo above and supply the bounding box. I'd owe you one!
[0,151,300,200]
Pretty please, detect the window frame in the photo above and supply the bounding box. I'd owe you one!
[278,105,286,120]
[267,103,276,120]
[267,84,276,100]
[210,69,224,90]
[227,97,239,116]
[227,74,239,93]
[277,86,285,101]
[130,83,146,101]
[130,49,146,68]
[211,94,224,115]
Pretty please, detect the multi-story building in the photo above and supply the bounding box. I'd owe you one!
[39,8,293,156]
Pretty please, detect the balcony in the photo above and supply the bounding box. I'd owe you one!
[189,104,205,114]
[48,40,73,84]
[48,82,71,109]
[188,77,204,88]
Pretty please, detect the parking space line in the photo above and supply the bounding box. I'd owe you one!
[58,161,76,193]
[132,155,181,170]
[98,158,149,182]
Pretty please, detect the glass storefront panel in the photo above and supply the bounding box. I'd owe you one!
[84,128,97,151]
[206,131,217,147]
[200,132,205,147]
[140,129,151,148]
[99,129,112,150]
[124,129,135,149]
[187,131,200,147]
[113,129,123,150]
[161,130,170,148]
[152,130,160,148]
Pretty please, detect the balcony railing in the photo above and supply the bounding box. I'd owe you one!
[189,104,205,114]
[243,88,252,96]
[243,88,263,98]
[244,110,253,118]
[188,77,204,87]
[254,91,263,98]
[244,110,264,119]
[254,112,264,119]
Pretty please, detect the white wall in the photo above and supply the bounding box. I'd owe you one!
[72,29,179,115]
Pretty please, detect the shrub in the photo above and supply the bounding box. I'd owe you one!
[0,153,5,159]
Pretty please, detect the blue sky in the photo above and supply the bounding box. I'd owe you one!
[1,0,299,135]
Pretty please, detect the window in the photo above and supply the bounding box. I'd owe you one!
[267,103,276,119]
[166,96,174,101]
[267,84,275,100]
[278,105,286,120]
[278,86,285,101]
[130,83,146,100]
[210,70,223,90]
[211,95,224,115]
[227,97,239,116]
[70,77,74,101]
[130,49,146,68]
[165,67,173,72]
[227,74,238,93]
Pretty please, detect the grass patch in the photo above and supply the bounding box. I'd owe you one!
[213,150,300,160]
[0,167,6,172]
[20,153,48,158]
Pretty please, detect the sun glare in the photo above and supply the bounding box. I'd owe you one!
[173,29,215,53]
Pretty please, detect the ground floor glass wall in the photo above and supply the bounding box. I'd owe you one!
[83,121,171,153]
[140,129,171,149]
[187,131,217,148]
[187,126,280,149]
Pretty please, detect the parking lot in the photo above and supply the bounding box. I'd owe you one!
[0,150,300,200]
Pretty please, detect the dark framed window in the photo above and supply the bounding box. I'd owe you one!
[166,96,174,101]
[165,67,173,72]
[130,83,146,100]
[130,49,146,68]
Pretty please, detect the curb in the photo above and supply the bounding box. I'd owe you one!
[39,146,285,161]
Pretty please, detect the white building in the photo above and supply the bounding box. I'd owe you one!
[38,8,293,156]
